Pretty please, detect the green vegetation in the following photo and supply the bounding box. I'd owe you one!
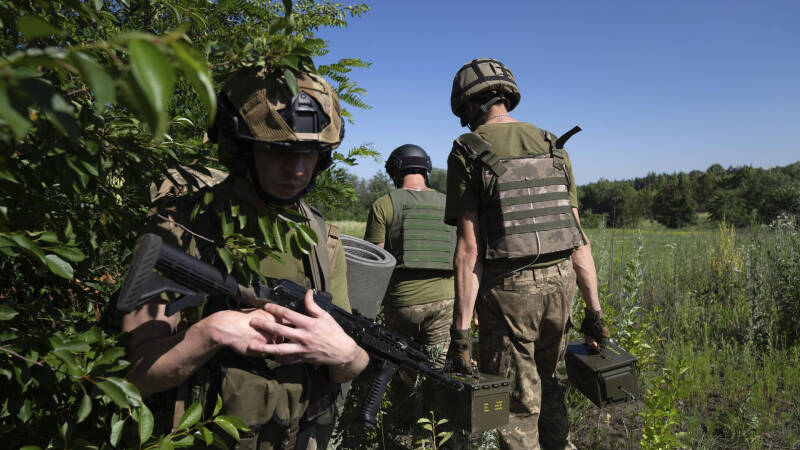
[2,1,798,448]
[569,216,800,449]
[0,0,371,447]
[331,217,800,449]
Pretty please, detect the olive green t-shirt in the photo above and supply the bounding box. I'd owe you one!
[148,175,350,311]
[365,191,455,307]
[444,122,580,272]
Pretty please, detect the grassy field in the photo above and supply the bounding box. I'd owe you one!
[331,218,800,449]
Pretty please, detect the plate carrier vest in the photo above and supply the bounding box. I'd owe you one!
[173,198,342,450]
[455,126,586,261]
[386,189,455,271]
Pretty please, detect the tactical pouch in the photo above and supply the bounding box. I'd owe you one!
[221,365,311,428]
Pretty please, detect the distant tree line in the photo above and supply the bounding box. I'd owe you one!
[579,162,800,228]
[316,162,799,228]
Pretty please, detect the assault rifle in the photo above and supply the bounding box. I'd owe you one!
[116,233,463,427]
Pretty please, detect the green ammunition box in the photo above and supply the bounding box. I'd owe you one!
[424,373,511,434]
[565,340,638,408]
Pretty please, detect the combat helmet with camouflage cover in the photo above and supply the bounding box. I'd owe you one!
[209,66,344,197]
[450,58,521,128]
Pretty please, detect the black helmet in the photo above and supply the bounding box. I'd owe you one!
[385,144,432,179]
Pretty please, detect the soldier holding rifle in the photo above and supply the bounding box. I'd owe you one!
[121,65,368,449]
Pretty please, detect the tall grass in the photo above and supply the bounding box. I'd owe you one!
[331,216,800,449]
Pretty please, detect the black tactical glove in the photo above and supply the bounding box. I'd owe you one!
[445,327,473,374]
[580,308,610,350]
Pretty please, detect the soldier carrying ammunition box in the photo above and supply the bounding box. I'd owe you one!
[444,58,610,450]
[364,144,456,425]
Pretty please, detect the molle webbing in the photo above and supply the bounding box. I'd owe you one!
[388,189,455,271]
[460,128,586,260]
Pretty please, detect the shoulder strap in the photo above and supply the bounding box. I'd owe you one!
[298,202,332,293]
[456,132,507,176]
[541,129,566,170]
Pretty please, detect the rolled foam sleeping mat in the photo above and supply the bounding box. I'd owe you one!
[340,234,396,320]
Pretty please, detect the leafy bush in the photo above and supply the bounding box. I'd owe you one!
[1,0,372,447]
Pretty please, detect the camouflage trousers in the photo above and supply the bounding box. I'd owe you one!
[384,299,454,368]
[477,259,577,450]
[383,299,453,426]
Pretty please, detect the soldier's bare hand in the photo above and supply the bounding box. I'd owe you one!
[249,289,361,367]
[203,309,280,356]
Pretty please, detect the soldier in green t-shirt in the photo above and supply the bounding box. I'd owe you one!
[122,66,369,449]
[444,58,610,450]
[364,144,456,426]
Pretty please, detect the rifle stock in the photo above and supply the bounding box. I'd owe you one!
[117,233,463,427]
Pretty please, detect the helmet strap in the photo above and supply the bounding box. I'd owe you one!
[467,95,504,130]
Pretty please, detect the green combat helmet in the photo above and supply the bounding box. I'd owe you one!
[208,66,344,203]
[450,58,521,128]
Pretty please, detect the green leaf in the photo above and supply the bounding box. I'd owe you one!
[105,376,142,407]
[51,337,91,353]
[19,447,43,450]
[257,216,273,247]
[128,39,176,140]
[110,417,125,447]
[0,305,18,321]
[170,42,216,125]
[77,393,92,423]
[177,402,202,430]
[213,394,223,416]
[284,68,298,96]
[218,211,233,238]
[293,233,310,255]
[49,246,86,263]
[70,52,116,113]
[438,431,453,445]
[0,80,32,139]
[279,56,299,71]
[216,247,233,274]
[216,415,248,431]
[297,224,318,247]
[17,398,32,422]
[245,254,260,274]
[0,169,19,184]
[93,0,104,11]
[45,254,74,279]
[138,404,154,443]
[96,380,130,409]
[213,416,239,440]
[17,15,62,39]
[52,349,80,372]
[273,221,284,252]
[171,435,195,447]
[199,425,213,445]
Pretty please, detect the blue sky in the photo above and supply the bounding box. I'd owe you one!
[316,0,800,185]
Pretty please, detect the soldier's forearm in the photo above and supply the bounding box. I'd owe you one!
[454,254,481,329]
[572,243,601,311]
[328,347,370,383]
[453,212,482,329]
